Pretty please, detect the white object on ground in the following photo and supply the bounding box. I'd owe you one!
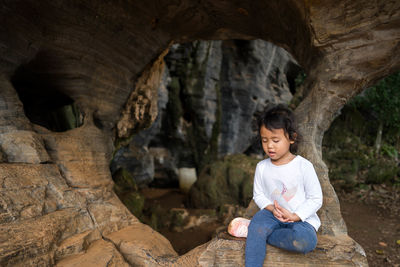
[178,167,197,194]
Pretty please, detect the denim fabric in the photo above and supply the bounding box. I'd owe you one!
[245,209,317,267]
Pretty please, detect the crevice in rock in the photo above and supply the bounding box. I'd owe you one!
[54,164,76,189]
[0,147,8,163]
[80,205,132,265]
[40,161,54,164]
[85,207,100,233]
[101,235,131,266]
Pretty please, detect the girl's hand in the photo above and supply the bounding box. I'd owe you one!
[272,204,284,221]
[273,201,300,223]
[265,204,285,221]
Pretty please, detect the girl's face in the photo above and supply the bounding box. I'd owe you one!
[260,125,295,165]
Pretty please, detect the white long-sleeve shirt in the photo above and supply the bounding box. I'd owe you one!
[253,155,323,231]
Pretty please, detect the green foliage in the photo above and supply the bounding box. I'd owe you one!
[323,72,400,190]
[350,71,400,143]
[365,72,400,130]
[381,144,398,159]
[323,128,370,191]
[366,159,398,184]
[294,71,306,88]
[323,126,399,189]
[289,71,307,108]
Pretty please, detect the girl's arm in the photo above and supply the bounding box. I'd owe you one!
[293,160,323,221]
[253,163,273,210]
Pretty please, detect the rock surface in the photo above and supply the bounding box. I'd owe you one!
[56,239,130,267]
[114,39,298,186]
[218,40,297,155]
[189,154,259,209]
[1,0,399,266]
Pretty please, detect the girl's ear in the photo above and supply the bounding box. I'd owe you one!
[290,133,298,144]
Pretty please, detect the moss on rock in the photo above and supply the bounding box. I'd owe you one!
[121,192,145,218]
[112,168,144,219]
[188,154,259,209]
[112,168,138,193]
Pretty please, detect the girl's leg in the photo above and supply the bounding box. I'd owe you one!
[245,209,281,267]
[267,221,317,254]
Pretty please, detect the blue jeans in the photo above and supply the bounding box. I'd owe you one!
[245,209,317,267]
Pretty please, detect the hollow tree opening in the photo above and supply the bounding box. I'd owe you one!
[11,51,83,132]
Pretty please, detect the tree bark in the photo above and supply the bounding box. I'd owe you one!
[375,121,383,155]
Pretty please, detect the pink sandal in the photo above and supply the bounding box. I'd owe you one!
[227,217,251,238]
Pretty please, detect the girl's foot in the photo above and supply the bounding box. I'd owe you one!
[227,217,250,238]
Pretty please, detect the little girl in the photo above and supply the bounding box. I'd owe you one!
[245,105,323,267]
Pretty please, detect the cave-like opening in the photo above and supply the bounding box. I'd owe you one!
[110,39,305,254]
[11,52,83,132]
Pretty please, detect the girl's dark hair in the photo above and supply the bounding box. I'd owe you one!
[258,104,299,153]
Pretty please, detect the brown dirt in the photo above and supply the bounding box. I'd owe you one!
[141,188,222,255]
[159,220,222,255]
[338,192,400,267]
[141,187,400,266]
